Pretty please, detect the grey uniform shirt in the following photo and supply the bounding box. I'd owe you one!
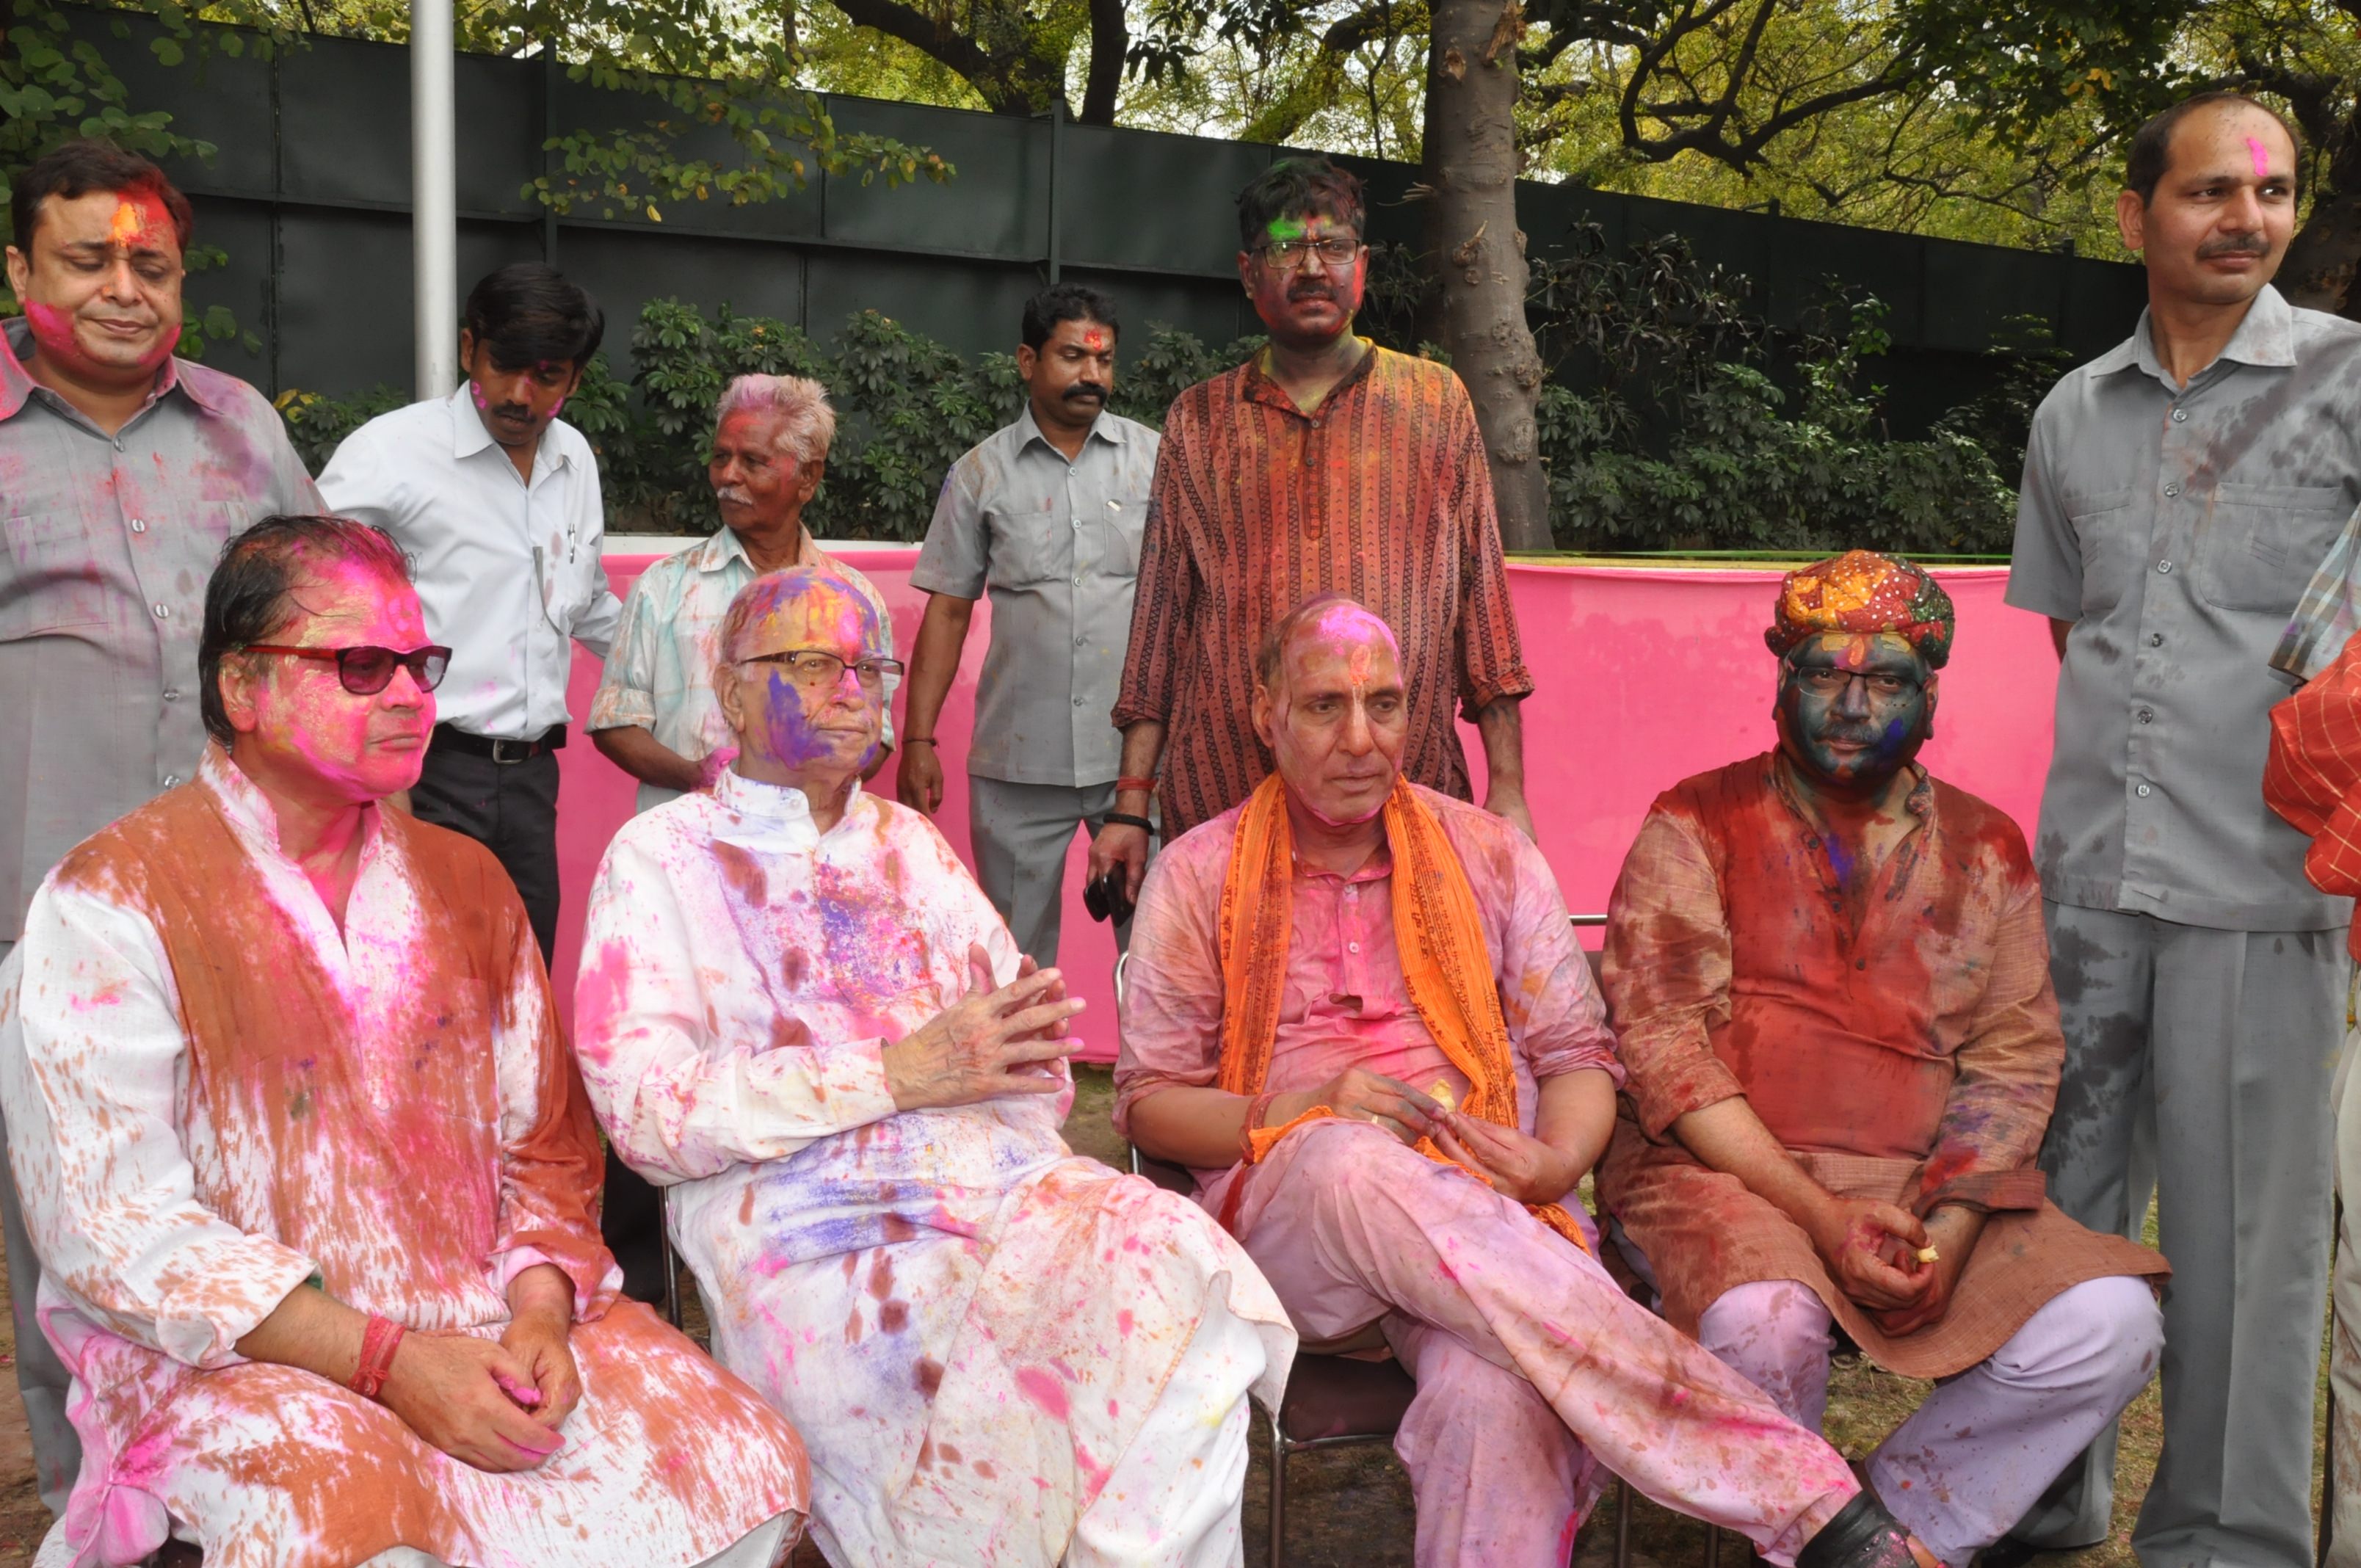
[910,405,1159,787]
[2007,284,2361,931]
[0,318,322,937]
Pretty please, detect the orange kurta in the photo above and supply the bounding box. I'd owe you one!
[0,752,804,1568]
[1597,754,2166,1379]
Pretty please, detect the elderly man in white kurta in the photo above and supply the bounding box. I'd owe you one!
[576,565,1295,1568]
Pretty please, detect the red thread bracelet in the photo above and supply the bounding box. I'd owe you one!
[1239,1092,1283,1165]
[1115,776,1158,794]
[349,1313,406,1401]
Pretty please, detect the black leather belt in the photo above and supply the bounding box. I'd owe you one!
[432,722,567,763]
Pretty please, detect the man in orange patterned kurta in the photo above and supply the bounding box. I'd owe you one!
[0,516,805,1568]
[1092,156,1534,903]
[1600,552,2166,1567]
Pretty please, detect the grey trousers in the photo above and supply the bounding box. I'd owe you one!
[2018,904,2345,1568]
[967,775,1145,967]
[0,940,80,1515]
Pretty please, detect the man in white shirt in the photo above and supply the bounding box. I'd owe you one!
[319,263,622,960]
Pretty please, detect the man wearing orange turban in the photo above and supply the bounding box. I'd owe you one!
[1601,551,2169,1567]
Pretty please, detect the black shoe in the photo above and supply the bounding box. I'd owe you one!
[1974,1538,2042,1568]
[1795,1492,1930,1568]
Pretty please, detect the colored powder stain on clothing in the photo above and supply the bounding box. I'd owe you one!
[1015,1366,1071,1420]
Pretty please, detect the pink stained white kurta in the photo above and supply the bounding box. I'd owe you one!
[1114,787,1863,1568]
[573,769,1295,1568]
[0,750,807,1568]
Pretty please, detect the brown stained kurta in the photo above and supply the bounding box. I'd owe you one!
[1597,753,2166,1380]
[5,756,805,1568]
[1110,344,1534,838]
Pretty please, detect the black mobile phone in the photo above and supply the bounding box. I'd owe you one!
[1083,867,1134,926]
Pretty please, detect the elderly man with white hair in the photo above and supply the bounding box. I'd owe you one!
[578,565,1294,1567]
[590,373,896,813]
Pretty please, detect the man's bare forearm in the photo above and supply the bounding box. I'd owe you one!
[590,724,704,793]
[1534,1067,1616,1179]
[903,593,976,741]
[1670,1095,1838,1232]
[1474,696,1526,796]
[1114,721,1167,807]
[236,1282,369,1384]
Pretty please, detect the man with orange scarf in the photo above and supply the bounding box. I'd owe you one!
[1117,591,1945,1568]
[1599,551,2167,1567]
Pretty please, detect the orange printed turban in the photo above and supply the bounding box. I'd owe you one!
[1764,549,1955,669]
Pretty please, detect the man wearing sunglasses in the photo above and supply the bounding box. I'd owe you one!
[0,137,323,1515]
[576,565,1294,1568]
[0,513,810,1567]
[1096,155,1534,915]
[319,263,623,965]
[1598,552,2167,1567]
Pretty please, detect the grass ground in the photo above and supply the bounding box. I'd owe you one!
[0,1067,2314,1567]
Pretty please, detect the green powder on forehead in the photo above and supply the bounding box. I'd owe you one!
[1264,215,1308,242]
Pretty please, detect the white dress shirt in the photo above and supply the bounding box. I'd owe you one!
[318,387,622,740]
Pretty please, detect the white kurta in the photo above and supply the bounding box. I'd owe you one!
[0,752,805,1568]
[576,770,1294,1567]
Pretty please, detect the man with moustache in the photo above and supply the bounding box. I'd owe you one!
[319,262,622,965]
[0,515,809,1568]
[0,137,320,1511]
[2004,92,2361,1566]
[591,374,894,816]
[576,565,1294,1568]
[898,284,1158,964]
[1598,552,2166,1568]
[1119,590,1956,1568]
[1090,158,1533,907]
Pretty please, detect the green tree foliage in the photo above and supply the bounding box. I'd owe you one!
[277,258,2045,555]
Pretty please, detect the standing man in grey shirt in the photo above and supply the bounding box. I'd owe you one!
[897,284,1159,962]
[2004,92,2361,1568]
[0,138,320,1512]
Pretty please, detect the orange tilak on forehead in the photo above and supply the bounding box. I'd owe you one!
[108,194,168,247]
[1805,631,1914,670]
[1081,327,1109,353]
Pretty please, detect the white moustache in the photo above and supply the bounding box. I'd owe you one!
[714,485,755,507]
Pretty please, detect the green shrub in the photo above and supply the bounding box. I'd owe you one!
[274,248,2056,553]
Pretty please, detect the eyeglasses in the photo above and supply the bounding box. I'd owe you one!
[741,649,904,692]
[242,644,453,695]
[1258,236,1362,271]
[1788,665,1923,700]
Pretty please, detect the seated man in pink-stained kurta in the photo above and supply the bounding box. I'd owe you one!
[1116,591,1943,1568]
[0,515,807,1568]
[573,565,1296,1568]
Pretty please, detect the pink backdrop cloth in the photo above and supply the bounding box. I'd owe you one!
[554,556,2053,1061]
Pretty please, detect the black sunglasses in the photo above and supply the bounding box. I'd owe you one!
[242,644,454,695]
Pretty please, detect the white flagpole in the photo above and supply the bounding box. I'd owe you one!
[411,0,457,400]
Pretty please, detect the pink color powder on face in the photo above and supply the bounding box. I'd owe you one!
[2249,136,2271,178]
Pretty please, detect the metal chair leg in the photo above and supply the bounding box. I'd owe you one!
[1705,1525,1722,1568]
[659,1211,681,1330]
[1267,1409,1287,1568]
[1611,1478,1633,1568]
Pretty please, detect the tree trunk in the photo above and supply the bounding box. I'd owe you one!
[1080,0,1126,125]
[2282,184,2361,318]
[1421,0,1551,551]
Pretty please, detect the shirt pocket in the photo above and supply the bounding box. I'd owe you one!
[1100,490,1151,580]
[2197,483,2352,616]
[986,507,1067,588]
[2064,487,2138,618]
[1,512,109,632]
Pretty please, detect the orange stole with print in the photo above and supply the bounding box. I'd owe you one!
[1215,773,1589,1253]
